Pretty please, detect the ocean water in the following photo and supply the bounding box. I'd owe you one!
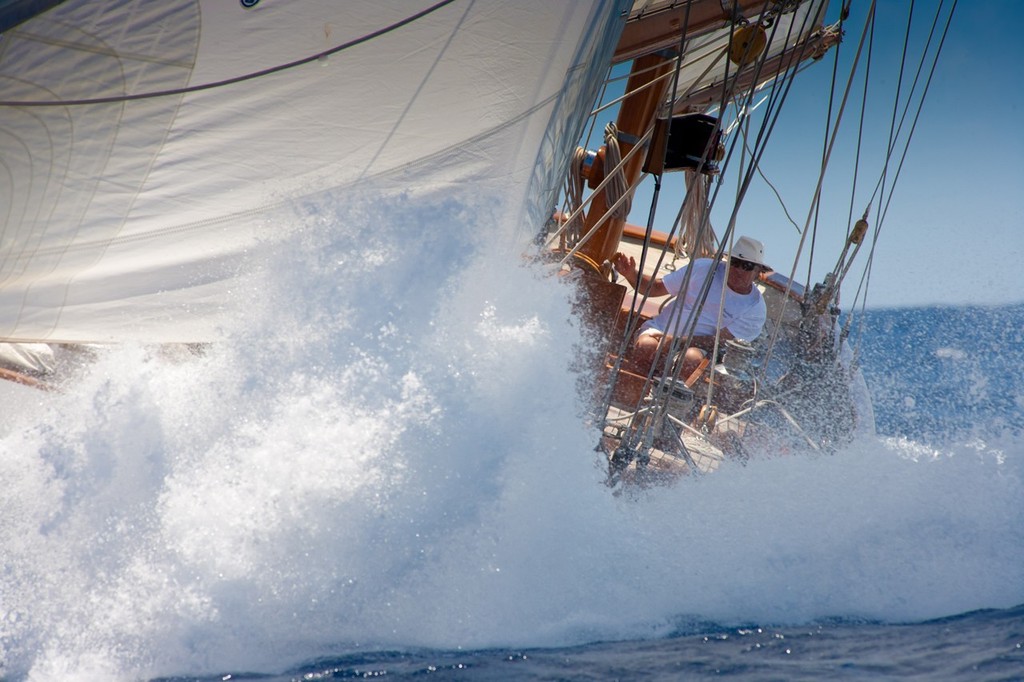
[1,197,1022,680]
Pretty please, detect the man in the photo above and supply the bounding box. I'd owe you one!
[612,235,769,382]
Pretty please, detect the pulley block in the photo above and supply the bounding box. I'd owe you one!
[729,24,767,66]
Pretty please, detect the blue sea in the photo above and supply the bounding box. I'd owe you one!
[1,199,1022,681]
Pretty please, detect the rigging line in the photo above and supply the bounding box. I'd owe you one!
[860,0,956,309]
[672,1,820,384]
[717,12,808,250]
[821,13,870,295]
[724,92,767,135]
[842,13,882,332]
[651,15,784,396]
[839,18,873,362]
[602,174,665,419]
[741,132,802,234]
[714,0,824,240]
[559,65,616,248]
[766,0,857,246]
[736,15,823,381]
[834,0,874,361]
[758,0,873,375]
[556,131,654,266]
[653,237,731,407]
[610,180,695,425]
[607,1,695,412]
[617,213,696,420]
[596,46,725,124]
[713,0,823,261]
[584,67,615,149]
[0,0,458,107]
[662,187,728,355]
[868,0,950,217]
[669,47,732,116]
[844,6,871,262]
[603,53,675,86]
[546,126,653,252]
[806,4,848,289]
[790,7,849,291]
[716,16,835,238]
[857,0,953,277]
[652,183,729,397]
[690,9,787,249]
[877,0,955,229]
[870,0,916,249]
[591,67,678,118]
[703,233,738,410]
[718,52,826,127]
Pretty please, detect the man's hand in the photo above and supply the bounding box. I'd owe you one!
[612,252,637,285]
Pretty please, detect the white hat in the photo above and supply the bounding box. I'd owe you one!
[730,235,769,269]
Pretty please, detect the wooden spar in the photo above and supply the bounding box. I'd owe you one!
[671,27,840,113]
[576,52,675,271]
[0,366,50,390]
[614,0,776,63]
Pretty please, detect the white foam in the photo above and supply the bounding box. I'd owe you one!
[2,195,1022,680]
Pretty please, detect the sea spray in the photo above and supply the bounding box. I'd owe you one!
[0,191,595,678]
[2,196,1023,680]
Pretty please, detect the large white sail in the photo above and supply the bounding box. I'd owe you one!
[0,0,623,343]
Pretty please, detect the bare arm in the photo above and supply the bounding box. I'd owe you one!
[611,252,669,298]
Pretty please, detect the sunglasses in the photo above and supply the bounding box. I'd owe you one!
[730,258,758,272]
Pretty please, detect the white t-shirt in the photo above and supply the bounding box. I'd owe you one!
[642,258,766,341]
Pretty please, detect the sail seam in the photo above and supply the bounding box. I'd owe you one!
[0,0,459,108]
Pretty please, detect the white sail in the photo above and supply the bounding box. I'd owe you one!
[0,0,623,343]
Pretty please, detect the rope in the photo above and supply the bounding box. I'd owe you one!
[605,0,861,453]
[602,7,698,437]
[602,123,631,220]
[675,170,717,260]
[561,147,587,248]
[848,0,957,352]
[757,0,871,379]
[619,1,818,424]
[555,126,653,266]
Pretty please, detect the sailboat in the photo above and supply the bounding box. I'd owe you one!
[0,1,953,484]
[549,0,953,485]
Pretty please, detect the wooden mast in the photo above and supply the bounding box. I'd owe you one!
[566,52,676,389]
[576,52,675,272]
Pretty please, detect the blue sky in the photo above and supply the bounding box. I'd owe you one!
[620,1,1023,309]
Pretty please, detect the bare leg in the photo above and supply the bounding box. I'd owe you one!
[677,346,707,384]
[625,332,663,377]
[625,332,706,382]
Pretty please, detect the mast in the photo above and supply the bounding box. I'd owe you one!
[576,52,676,270]
[574,0,789,273]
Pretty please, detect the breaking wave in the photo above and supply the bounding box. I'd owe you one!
[2,196,1022,680]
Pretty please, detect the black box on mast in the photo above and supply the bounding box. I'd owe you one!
[662,113,722,173]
